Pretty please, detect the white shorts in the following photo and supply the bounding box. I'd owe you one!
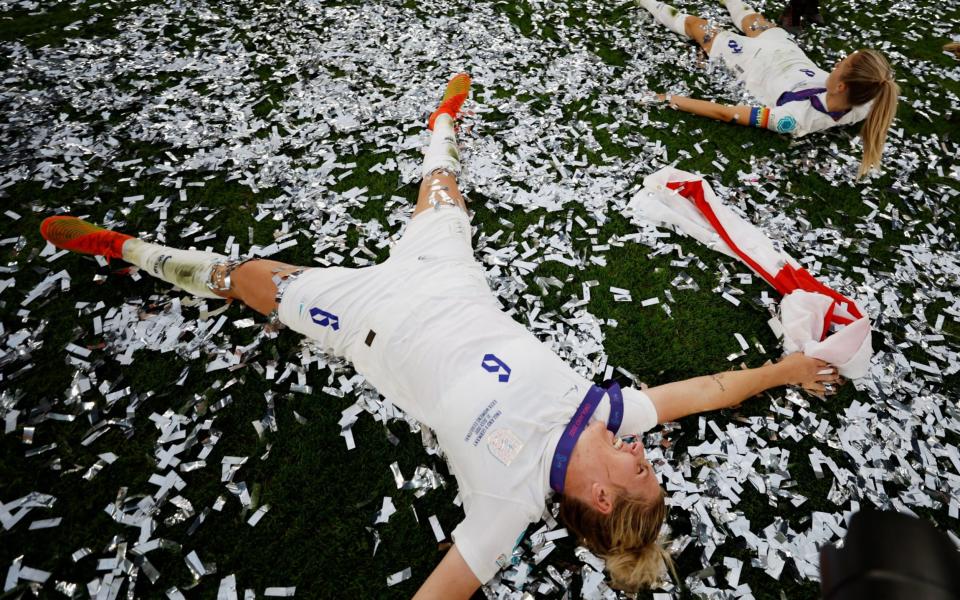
[276,207,493,414]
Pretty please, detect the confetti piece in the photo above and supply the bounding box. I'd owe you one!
[428,515,445,542]
[386,568,412,587]
[374,497,396,525]
[734,333,749,351]
[246,505,270,527]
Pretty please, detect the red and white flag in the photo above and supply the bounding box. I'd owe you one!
[629,167,872,379]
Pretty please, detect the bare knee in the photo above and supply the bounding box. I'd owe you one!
[414,170,466,216]
[685,16,719,53]
[684,15,705,39]
[741,13,777,36]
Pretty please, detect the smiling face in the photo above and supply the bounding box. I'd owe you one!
[579,420,662,508]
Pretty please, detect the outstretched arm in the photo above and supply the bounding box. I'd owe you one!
[656,93,757,127]
[413,545,481,600]
[645,353,841,424]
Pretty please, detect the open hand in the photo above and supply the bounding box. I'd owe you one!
[778,352,844,396]
[640,91,667,105]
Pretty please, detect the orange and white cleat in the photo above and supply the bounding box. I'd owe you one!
[428,73,471,130]
[40,215,132,261]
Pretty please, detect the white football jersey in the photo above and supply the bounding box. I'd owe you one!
[278,208,660,582]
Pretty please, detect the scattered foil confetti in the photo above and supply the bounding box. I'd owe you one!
[0,0,957,598]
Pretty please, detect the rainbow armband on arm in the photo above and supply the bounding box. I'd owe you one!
[748,106,771,128]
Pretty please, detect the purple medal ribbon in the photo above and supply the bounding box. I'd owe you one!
[549,382,623,494]
[776,87,849,121]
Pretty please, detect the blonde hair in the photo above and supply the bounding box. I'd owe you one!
[843,48,900,177]
[558,487,673,591]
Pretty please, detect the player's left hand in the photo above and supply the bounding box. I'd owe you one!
[778,352,843,396]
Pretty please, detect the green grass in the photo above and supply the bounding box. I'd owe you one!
[1,0,958,598]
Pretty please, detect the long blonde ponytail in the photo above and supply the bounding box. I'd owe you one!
[558,487,674,591]
[844,49,900,177]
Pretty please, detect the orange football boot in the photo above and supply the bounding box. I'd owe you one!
[428,73,471,130]
[40,216,132,260]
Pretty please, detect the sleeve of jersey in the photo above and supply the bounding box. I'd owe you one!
[616,387,659,434]
[754,102,816,138]
[451,498,534,583]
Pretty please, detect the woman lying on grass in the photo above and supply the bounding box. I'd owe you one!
[637,0,899,177]
[40,74,843,596]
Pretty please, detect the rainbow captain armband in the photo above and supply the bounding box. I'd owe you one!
[749,106,771,128]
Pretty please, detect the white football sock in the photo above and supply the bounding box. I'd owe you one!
[723,0,759,31]
[421,113,461,179]
[636,0,690,38]
[122,239,225,299]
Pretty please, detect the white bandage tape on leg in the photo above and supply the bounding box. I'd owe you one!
[122,239,225,299]
[723,0,758,31]
[636,0,690,37]
[421,113,461,179]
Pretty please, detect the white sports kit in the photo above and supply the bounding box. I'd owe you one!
[710,28,871,136]
[277,207,659,582]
